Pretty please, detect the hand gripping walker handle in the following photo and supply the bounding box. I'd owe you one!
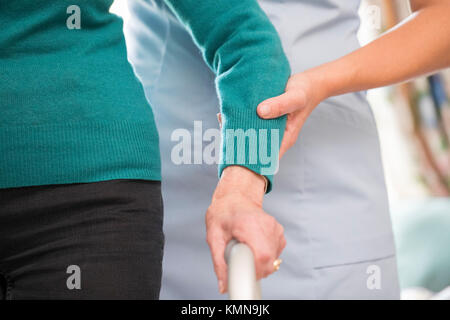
[225,239,262,300]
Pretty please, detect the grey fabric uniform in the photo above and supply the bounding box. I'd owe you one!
[124,0,400,299]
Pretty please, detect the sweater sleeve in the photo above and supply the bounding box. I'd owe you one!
[163,0,290,192]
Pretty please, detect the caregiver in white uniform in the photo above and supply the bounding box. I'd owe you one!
[124,0,450,299]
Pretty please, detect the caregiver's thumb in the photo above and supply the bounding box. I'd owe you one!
[257,89,307,119]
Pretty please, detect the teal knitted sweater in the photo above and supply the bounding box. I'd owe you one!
[0,1,289,190]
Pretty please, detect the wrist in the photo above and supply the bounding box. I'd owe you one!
[308,57,356,99]
[303,66,333,102]
[216,166,266,203]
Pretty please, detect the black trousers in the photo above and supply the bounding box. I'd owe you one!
[0,179,164,300]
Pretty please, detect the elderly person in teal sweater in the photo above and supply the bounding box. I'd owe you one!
[0,0,289,299]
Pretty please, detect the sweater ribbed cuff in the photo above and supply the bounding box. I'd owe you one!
[218,109,286,193]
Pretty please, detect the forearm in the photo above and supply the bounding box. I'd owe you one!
[309,1,450,100]
[163,0,290,190]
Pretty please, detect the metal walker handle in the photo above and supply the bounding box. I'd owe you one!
[225,240,262,300]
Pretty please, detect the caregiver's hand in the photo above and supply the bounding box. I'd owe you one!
[257,71,327,159]
[206,166,286,294]
[258,0,450,160]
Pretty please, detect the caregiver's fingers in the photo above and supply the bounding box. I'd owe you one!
[257,89,307,119]
[278,130,294,159]
[278,112,304,159]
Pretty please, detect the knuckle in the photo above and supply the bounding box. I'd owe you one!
[206,234,214,247]
[277,220,284,231]
[262,266,272,279]
[205,207,214,224]
[265,214,276,225]
[282,237,287,249]
[206,229,219,246]
[257,251,272,264]
[278,223,285,235]
[231,221,247,238]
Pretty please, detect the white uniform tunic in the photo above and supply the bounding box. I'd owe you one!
[124,0,400,299]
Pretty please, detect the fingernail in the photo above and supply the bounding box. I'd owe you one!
[258,104,271,117]
[218,280,224,294]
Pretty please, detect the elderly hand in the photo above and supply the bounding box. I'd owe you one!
[206,165,286,294]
